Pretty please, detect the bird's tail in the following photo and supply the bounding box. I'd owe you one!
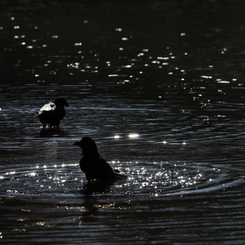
[113,171,128,179]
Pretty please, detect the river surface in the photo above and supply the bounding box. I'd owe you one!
[1,1,245,244]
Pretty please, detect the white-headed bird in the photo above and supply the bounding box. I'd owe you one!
[37,97,68,130]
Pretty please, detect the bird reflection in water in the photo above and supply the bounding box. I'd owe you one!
[39,128,67,137]
[78,180,113,217]
[79,181,133,218]
[80,179,113,195]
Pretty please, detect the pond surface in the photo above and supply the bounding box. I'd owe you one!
[1,1,245,244]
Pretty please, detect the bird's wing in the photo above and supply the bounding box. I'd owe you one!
[38,102,56,115]
[80,156,115,180]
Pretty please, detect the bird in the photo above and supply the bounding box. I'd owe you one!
[74,137,127,182]
[37,97,69,130]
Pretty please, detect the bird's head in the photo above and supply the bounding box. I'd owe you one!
[54,97,69,107]
[74,137,99,156]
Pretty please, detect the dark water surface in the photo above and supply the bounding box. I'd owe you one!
[1,1,245,244]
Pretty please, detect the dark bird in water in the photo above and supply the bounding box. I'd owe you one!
[74,137,127,182]
[37,97,69,130]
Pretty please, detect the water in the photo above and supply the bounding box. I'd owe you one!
[1,1,245,244]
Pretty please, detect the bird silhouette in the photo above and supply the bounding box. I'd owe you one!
[37,97,68,130]
[74,137,127,182]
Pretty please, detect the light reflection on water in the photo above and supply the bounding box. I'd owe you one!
[1,93,245,243]
[1,0,245,244]
[0,155,242,198]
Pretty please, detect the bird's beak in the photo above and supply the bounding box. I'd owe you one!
[74,141,82,146]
